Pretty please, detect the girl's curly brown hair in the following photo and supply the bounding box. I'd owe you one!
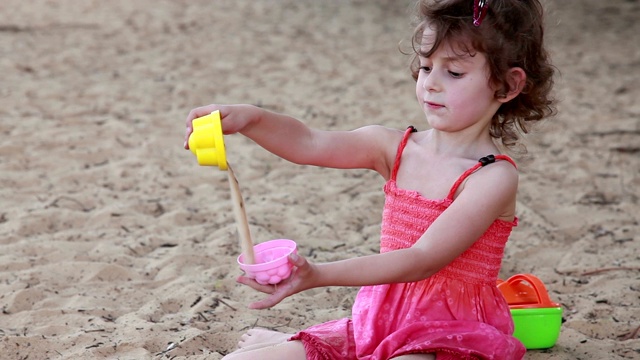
[410,0,556,150]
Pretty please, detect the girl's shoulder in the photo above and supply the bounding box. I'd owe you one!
[468,154,518,183]
[351,124,412,150]
[463,157,519,196]
[355,124,406,137]
[351,125,410,178]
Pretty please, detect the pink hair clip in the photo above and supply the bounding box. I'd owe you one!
[473,0,490,27]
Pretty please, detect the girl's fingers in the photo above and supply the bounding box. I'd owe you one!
[184,105,222,148]
[236,276,276,294]
[288,253,306,268]
[237,270,301,309]
[249,295,283,309]
[249,283,292,309]
[241,254,314,309]
[184,127,192,149]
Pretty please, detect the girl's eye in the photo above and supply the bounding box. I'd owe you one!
[420,66,431,73]
[448,71,463,78]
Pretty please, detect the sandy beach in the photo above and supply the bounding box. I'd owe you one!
[1,0,639,359]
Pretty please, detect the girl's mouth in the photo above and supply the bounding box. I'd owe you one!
[425,101,444,109]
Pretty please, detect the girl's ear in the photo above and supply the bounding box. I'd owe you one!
[498,67,527,103]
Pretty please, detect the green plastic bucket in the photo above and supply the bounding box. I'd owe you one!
[498,274,563,350]
[511,306,562,349]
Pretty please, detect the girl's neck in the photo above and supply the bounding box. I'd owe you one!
[421,127,498,159]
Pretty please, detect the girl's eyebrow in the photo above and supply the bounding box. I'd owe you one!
[420,54,472,64]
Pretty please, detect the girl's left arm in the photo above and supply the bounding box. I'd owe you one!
[241,161,518,309]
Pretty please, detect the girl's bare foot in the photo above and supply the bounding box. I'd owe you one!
[222,330,305,360]
[228,328,294,355]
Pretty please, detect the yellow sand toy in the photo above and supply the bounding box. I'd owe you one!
[188,110,228,170]
[188,111,296,284]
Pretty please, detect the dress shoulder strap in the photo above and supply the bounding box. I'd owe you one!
[390,126,417,181]
[446,154,517,200]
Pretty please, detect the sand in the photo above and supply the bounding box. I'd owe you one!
[1,0,638,359]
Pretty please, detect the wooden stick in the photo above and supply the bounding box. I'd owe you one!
[226,164,255,264]
[581,266,640,276]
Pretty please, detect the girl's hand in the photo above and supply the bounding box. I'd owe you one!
[184,104,261,149]
[236,253,316,309]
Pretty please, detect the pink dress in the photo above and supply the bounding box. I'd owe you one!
[291,127,526,359]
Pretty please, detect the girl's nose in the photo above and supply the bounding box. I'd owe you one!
[422,72,440,92]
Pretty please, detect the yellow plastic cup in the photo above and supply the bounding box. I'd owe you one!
[188,110,228,170]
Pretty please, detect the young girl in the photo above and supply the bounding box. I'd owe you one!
[184,0,555,358]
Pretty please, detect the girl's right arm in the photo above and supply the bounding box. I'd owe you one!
[184,104,399,176]
[237,159,519,309]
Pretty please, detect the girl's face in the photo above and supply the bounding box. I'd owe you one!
[416,28,500,134]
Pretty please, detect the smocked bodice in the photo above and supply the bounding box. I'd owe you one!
[380,180,517,285]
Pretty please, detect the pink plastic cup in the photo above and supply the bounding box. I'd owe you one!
[237,239,297,285]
